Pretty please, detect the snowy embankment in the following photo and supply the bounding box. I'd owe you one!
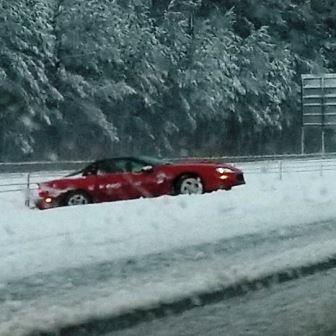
[1,160,336,335]
[1,165,336,282]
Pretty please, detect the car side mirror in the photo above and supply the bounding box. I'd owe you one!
[141,165,153,173]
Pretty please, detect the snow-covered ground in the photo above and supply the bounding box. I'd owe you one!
[1,160,336,335]
[1,162,335,282]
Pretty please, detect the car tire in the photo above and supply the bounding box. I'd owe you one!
[64,190,91,207]
[175,175,204,195]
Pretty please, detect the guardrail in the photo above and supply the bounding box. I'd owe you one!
[0,160,88,174]
[0,171,70,207]
[1,152,336,173]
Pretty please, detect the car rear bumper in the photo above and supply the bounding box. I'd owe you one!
[35,197,58,210]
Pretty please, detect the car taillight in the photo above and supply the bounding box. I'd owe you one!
[38,189,49,197]
[45,197,53,203]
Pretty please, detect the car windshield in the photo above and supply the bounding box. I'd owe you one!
[66,168,86,177]
[65,163,93,177]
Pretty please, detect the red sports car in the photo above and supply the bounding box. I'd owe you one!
[35,156,245,209]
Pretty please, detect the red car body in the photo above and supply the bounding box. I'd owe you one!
[35,157,245,209]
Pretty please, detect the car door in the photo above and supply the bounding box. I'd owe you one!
[94,159,167,201]
[94,159,150,200]
[94,160,131,202]
[120,159,165,198]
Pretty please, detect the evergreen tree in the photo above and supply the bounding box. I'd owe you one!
[1,0,336,160]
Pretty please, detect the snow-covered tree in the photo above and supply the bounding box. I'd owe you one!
[0,0,62,160]
[1,0,336,160]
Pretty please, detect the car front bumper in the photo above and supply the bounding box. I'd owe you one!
[208,172,245,191]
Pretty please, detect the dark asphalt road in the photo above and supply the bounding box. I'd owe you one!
[110,267,336,336]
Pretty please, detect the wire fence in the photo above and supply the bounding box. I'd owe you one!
[2,152,336,173]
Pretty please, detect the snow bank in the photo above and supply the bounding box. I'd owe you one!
[1,169,335,282]
[1,166,336,335]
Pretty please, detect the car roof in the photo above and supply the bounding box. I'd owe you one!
[92,157,147,164]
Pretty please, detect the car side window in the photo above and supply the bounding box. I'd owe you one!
[126,160,143,173]
[97,160,118,175]
[83,163,98,176]
[113,159,145,173]
[85,159,149,175]
[98,160,134,174]
[110,160,127,173]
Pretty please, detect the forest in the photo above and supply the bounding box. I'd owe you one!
[0,0,336,161]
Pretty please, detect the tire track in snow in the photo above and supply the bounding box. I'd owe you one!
[24,251,336,336]
[2,219,336,336]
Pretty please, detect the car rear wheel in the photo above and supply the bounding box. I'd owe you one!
[175,175,204,195]
[64,191,91,206]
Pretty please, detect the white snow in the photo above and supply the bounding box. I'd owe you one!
[1,160,336,335]
[0,171,334,282]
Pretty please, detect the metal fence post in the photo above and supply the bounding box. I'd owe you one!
[321,128,326,157]
[279,160,283,180]
[25,173,31,207]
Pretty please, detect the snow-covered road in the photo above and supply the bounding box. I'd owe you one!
[1,161,336,335]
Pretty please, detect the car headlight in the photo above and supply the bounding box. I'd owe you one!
[216,167,234,174]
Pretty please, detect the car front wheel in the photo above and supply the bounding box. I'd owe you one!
[175,175,204,195]
[64,191,91,206]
